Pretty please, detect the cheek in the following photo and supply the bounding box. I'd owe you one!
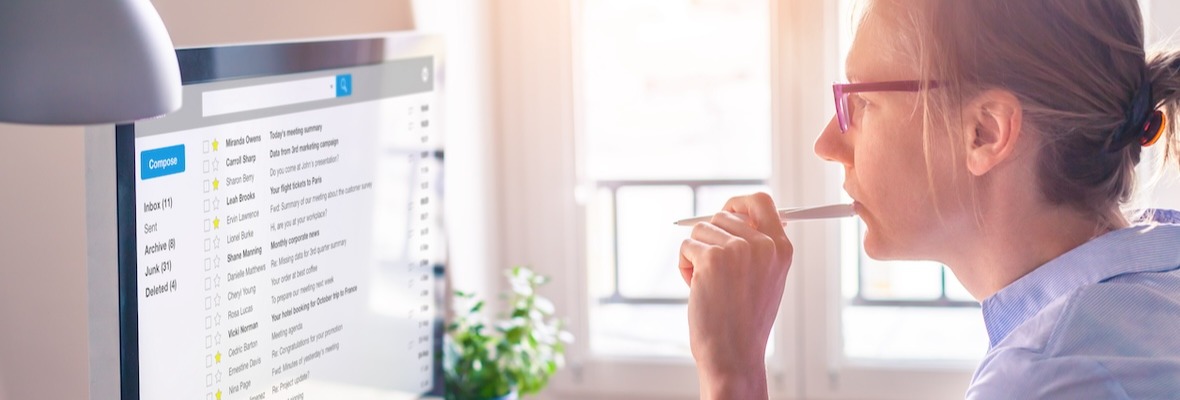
[854,112,940,257]
[857,146,933,250]
[855,111,932,209]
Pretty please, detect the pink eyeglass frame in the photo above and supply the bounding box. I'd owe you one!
[833,80,941,132]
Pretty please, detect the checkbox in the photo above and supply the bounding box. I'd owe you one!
[204,239,211,252]
[206,373,212,386]
[204,199,211,212]
[205,277,212,290]
[205,296,212,310]
[205,335,212,349]
[205,316,212,329]
[204,258,211,271]
[204,219,211,232]
[207,394,213,400]
[203,160,210,173]
[203,180,211,193]
[206,354,212,367]
[203,140,210,153]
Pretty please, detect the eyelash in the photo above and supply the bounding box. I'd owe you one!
[848,94,870,121]
[852,94,870,108]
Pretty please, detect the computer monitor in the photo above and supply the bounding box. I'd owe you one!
[114,34,444,400]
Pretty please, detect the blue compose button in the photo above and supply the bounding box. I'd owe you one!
[141,144,186,180]
[336,74,352,97]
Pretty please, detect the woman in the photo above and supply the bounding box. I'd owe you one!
[678,0,1180,398]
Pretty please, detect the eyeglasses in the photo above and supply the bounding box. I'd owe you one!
[833,80,940,133]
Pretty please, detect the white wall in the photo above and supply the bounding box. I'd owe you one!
[0,125,91,400]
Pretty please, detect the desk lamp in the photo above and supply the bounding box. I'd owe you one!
[0,0,181,125]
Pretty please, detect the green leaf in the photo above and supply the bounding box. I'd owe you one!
[444,265,574,399]
[534,297,555,314]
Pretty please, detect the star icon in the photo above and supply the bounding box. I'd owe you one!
[212,178,220,191]
[212,139,219,152]
[213,158,219,171]
[213,217,220,230]
[216,389,222,400]
[213,236,220,249]
[214,275,221,288]
[213,197,220,210]
[216,331,222,344]
[215,351,222,363]
[214,294,221,307]
[215,314,222,326]
[216,370,222,383]
[213,256,220,269]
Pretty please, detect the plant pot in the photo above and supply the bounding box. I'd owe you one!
[484,391,518,400]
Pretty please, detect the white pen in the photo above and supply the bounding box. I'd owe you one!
[672,203,857,226]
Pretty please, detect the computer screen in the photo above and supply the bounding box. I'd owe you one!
[115,34,443,400]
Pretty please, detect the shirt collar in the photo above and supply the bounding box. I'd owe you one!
[980,210,1180,348]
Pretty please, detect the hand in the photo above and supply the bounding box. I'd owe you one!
[678,193,794,399]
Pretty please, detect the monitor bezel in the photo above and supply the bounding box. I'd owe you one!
[114,33,445,400]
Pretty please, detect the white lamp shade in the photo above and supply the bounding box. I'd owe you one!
[0,0,182,125]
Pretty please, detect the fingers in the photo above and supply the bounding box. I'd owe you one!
[678,250,694,287]
[722,192,786,238]
[708,211,762,241]
[678,193,792,288]
[679,213,768,287]
[691,217,740,245]
[679,238,714,287]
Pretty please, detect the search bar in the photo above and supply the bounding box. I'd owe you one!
[202,74,352,117]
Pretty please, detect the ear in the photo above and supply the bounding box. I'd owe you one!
[964,90,1022,176]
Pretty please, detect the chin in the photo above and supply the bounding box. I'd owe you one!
[861,226,907,261]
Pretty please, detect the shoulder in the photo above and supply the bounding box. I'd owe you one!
[1046,277,1180,357]
[969,277,1180,399]
[968,347,1129,399]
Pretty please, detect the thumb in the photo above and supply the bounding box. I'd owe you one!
[722,192,785,238]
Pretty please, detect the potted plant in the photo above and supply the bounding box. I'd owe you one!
[444,266,574,400]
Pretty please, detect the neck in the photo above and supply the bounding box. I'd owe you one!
[940,201,1122,301]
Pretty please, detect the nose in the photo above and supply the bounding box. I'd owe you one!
[814,115,852,165]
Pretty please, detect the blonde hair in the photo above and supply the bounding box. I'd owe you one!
[864,0,1180,227]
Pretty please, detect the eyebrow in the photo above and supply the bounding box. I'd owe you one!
[844,62,862,83]
[844,47,864,83]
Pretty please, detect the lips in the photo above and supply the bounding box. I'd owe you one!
[843,184,858,202]
[843,185,864,216]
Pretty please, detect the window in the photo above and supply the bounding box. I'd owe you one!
[578,0,772,359]
[1141,0,1180,212]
